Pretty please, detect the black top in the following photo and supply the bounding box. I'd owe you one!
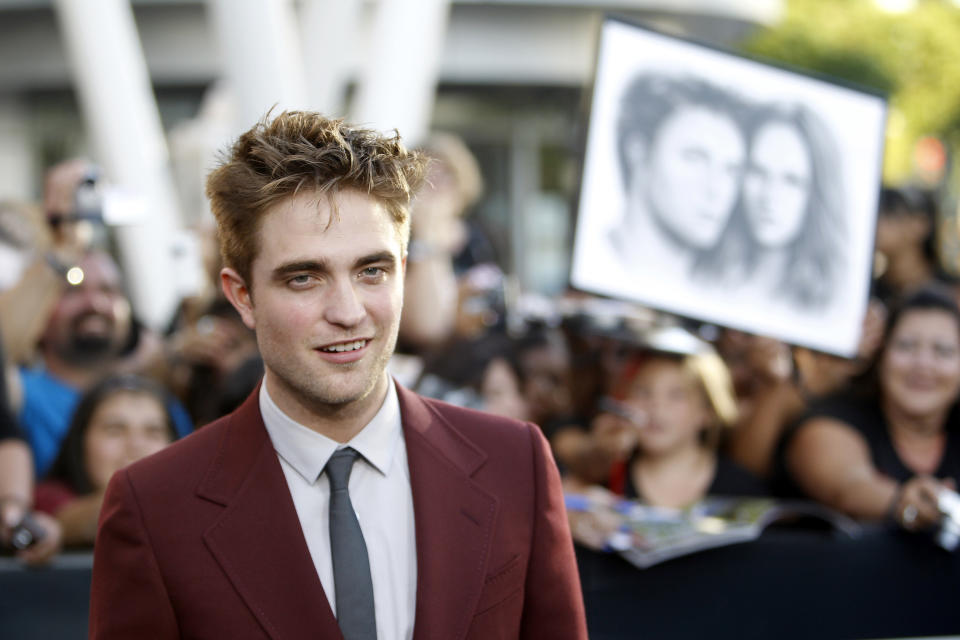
[0,412,21,441]
[624,452,770,501]
[779,392,960,488]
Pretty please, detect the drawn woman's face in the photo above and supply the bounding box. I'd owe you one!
[641,105,746,249]
[743,120,812,248]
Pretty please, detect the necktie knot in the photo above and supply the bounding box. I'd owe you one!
[325,447,359,492]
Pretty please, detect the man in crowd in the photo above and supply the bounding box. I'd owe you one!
[90,112,587,639]
[14,249,190,477]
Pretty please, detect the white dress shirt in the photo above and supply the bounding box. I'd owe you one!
[260,380,417,640]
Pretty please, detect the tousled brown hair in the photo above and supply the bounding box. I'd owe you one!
[206,111,428,285]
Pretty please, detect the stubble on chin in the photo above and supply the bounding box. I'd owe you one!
[266,341,396,422]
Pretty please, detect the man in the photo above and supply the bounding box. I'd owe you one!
[14,250,191,476]
[90,112,587,639]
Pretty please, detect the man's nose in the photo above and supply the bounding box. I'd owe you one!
[323,279,366,327]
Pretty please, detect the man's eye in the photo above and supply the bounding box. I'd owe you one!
[360,267,385,279]
[288,274,315,287]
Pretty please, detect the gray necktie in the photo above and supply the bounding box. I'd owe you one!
[325,447,377,640]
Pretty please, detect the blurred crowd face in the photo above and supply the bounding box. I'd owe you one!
[875,206,929,259]
[743,121,812,248]
[881,309,960,420]
[83,390,172,491]
[480,357,530,422]
[43,252,131,366]
[229,189,404,420]
[641,105,745,249]
[626,357,709,456]
[520,339,573,424]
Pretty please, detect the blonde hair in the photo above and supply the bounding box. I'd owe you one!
[682,351,739,430]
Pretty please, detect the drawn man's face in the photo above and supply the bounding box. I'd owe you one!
[743,121,812,248]
[641,105,746,249]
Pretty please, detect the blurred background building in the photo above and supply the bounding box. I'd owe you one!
[3,0,960,329]
[0,0,782,329]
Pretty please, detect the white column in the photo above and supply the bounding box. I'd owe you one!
[207,0,309,134]
[0,97,34,202]
[54,0,183,331]
[351,0,452,145]
[299,0,362,116]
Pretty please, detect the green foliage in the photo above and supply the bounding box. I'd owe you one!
[739,0,960,181]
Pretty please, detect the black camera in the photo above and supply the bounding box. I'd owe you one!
[9,512,45,551]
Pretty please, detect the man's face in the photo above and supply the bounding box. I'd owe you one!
[643,105,745,249]
[225,189,405,423]
[42,252,131,366]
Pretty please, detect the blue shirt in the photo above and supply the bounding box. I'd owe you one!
[18,367,193,478]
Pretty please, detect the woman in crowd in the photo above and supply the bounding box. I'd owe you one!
[782,287,960,530]
[34,374,177,547]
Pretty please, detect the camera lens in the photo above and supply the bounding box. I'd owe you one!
[11,526,35,550]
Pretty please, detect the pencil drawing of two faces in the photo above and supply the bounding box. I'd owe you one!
[616,72,844,308]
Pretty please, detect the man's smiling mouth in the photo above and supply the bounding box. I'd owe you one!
[320,340,368,353]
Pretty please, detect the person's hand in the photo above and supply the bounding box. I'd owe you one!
[1,501,64,566]
[15,511,63,566]
[409,163,467,255]
[590,410,639,462]
[894,476,956,531]
[746,336,793,386]
[170,316,256,377]
[857,298,887,365]
[564,485,626,551]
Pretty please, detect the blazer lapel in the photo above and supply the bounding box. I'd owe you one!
[397,385,499,640]
[198,391,342,640]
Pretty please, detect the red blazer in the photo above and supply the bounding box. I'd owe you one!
[89,382,587,639]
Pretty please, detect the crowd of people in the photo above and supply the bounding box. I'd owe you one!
[0,117,958,607]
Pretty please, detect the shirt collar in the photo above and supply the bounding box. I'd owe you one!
[259,378,402,484]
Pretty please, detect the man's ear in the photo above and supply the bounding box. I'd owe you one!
[220,267,256,330]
